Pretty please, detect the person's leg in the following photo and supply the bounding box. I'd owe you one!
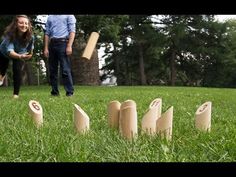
[49,44,60,96]
[0,52,9,85]
[58,42,74,96]
[12,59,23,96]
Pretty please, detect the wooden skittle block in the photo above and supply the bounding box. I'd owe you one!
[74,104,90,134]
[149,98,162,119]
[108,100,121,129]
[141,98,162,135]
[81,32,99,60]
[28,100,43,128]
[195,101,212,132]
[119,105,138,140]
[119,100,136,135]
[156,106,173,141]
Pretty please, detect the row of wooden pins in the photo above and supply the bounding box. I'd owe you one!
[108,98,212,141]
[29,100,89,133]
[28,99,211,139]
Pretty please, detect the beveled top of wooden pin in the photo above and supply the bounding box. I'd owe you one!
[149,98,162,109]
[29,100,42,114]
[120,100,136,110]
[74,104,88,117]
[195,101,212,115]
[109,100,121,105]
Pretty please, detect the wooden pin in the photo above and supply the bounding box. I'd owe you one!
[108,100,121,129]
[119,100,137,140]
[149,98,162,119]
[74,104,90,134]
[141,98,162,135]
[119,100,136,135]
[156,106,173,141]
[195,101,212,132]
[119,105,138,140]
[28,100,43,128]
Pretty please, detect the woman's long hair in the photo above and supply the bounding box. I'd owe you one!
[3,15,33,47]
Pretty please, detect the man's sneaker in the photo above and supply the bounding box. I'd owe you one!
[51,92,60,97]
[66,93,73,97]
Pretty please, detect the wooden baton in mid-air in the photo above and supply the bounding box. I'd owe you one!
[82,32,99,60]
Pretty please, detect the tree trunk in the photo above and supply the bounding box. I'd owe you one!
[71,39,100,85]
[138,43,147,85]
[113,46,120,85]
[170,49,176,86]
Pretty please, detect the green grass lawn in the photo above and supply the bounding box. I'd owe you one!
[0,85,236,162]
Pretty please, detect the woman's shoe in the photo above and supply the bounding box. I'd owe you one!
[13,95,19,99]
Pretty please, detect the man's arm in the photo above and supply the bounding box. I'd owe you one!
[67,32,75,48]
[66,32,75,55]
[43,34,50,58]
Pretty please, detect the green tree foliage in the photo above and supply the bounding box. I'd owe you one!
[101,15,166,85]
[2,15,236,88]
[0,15,14,36]
[158,15,229,87]
[212,19,236,87]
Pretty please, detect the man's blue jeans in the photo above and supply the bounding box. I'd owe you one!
[49,41,74,96]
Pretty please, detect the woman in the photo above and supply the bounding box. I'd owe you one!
[0,15,34,98]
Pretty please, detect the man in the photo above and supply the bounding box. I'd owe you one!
[43,15,76,97]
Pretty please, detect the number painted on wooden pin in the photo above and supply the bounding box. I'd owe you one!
[32,102,40,111]
[199,104,208,113]
[151,100,160,107]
